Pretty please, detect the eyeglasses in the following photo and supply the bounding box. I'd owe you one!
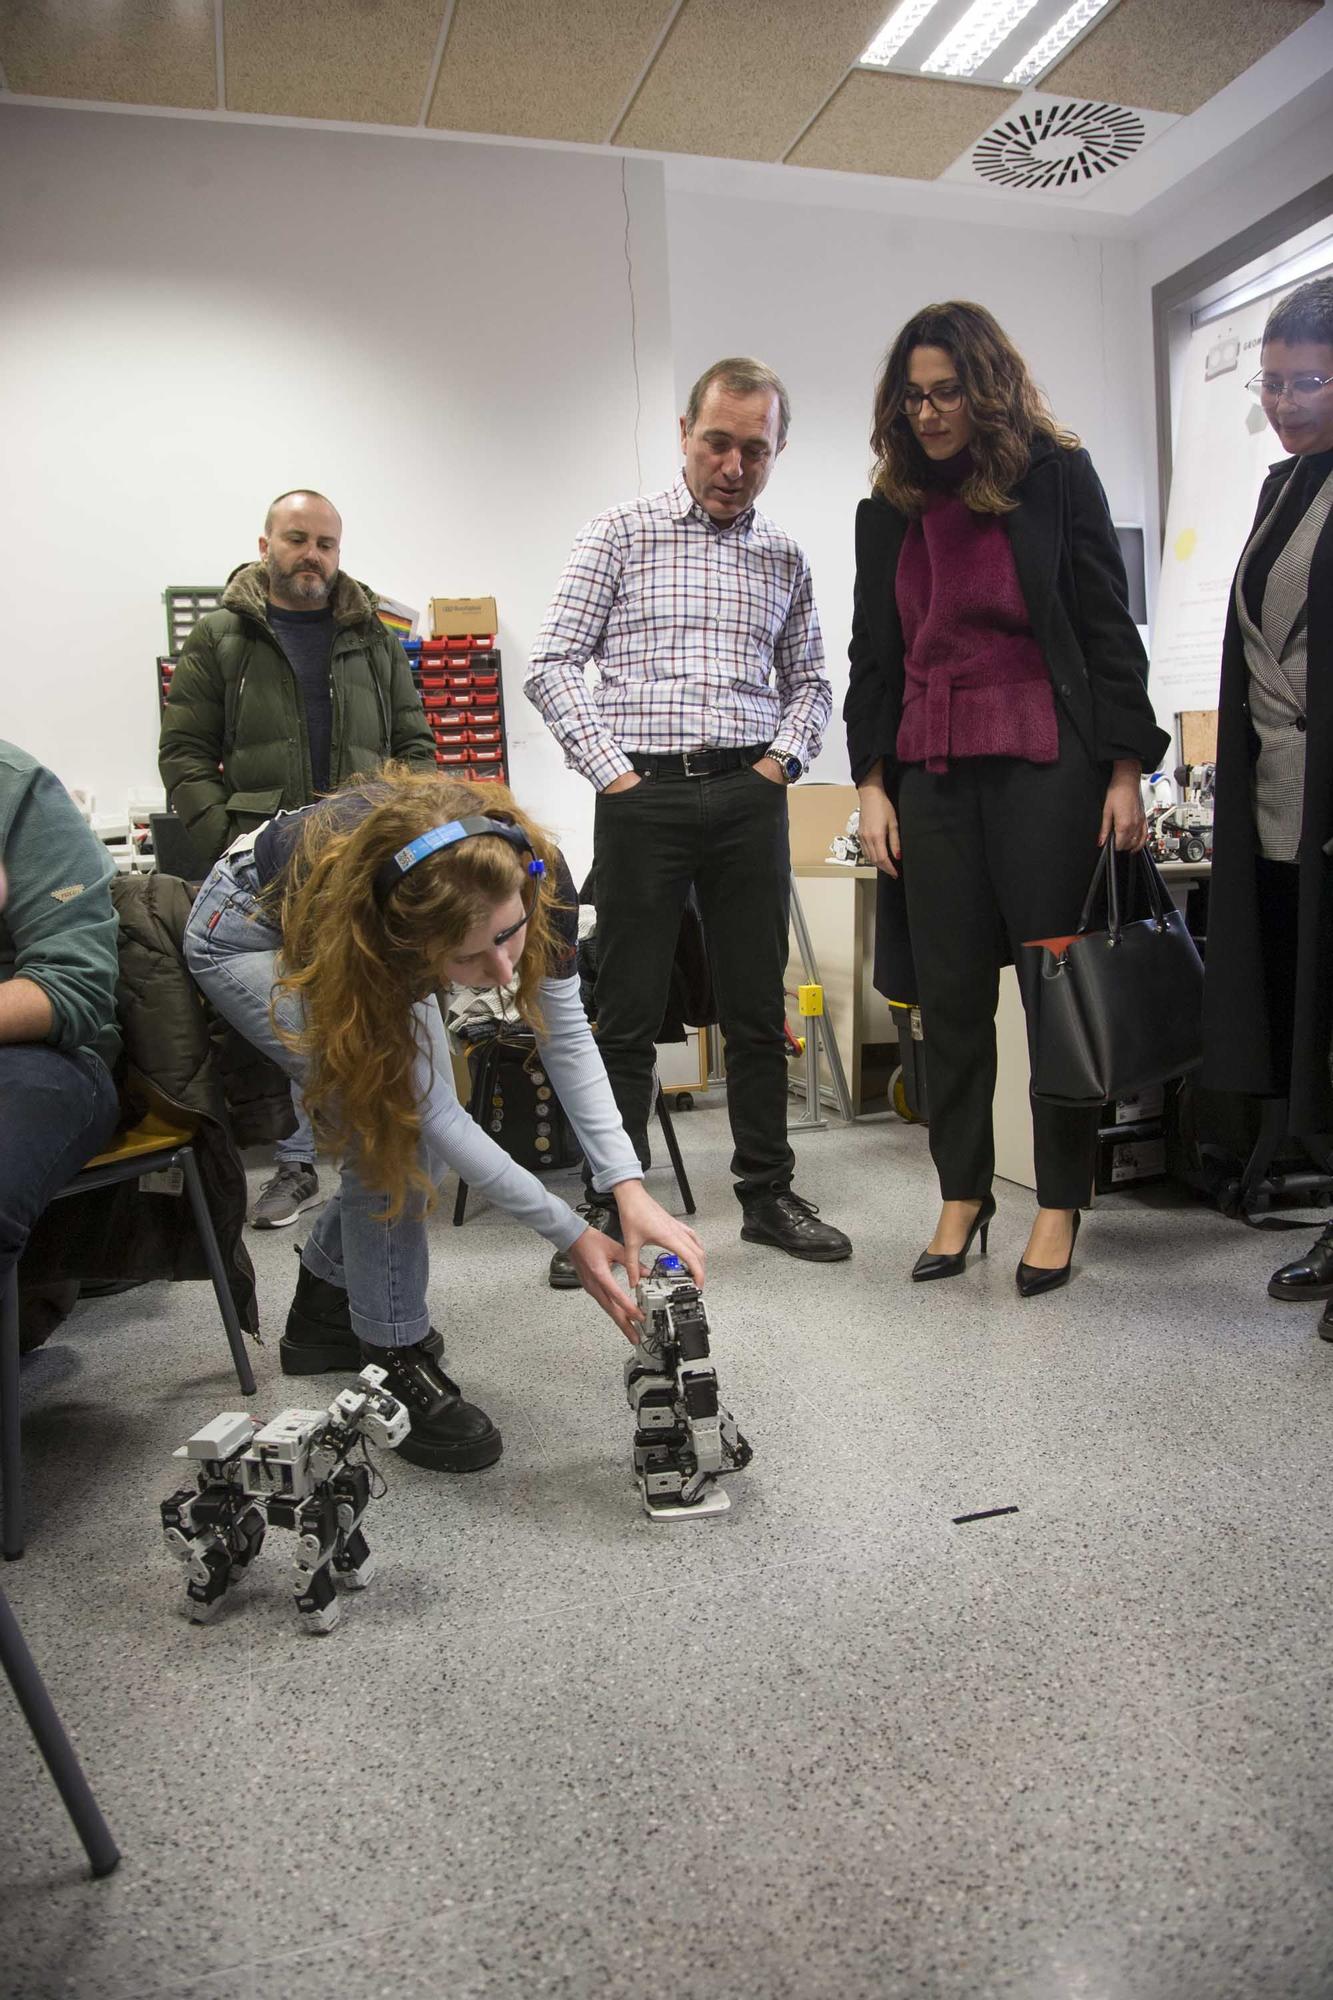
[1246,372,1333,404]
[902,384,965,416]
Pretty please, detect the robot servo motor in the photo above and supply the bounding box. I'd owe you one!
[626,1255,752,1520]
[160,1366,409,1634]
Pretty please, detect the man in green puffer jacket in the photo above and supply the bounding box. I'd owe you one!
[158,488,435,1227]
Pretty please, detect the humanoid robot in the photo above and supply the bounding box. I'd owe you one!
[160,1366,410,1633]
[626,1255,752,1519]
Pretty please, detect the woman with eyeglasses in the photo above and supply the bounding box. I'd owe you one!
[183,763,702,1472]
[1202,275,1333,1336]
[846,300,1168,1296]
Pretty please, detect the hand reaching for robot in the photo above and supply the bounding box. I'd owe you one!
[566,1184,705,1343]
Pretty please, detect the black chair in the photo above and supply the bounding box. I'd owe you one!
[1,1114,256,1562]
[1,1584,119,1877]
[453,1032,695,1226]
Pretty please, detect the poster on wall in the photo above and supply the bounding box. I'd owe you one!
[1150,266,1332,721]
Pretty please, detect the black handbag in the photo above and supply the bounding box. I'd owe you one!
[1030,844,1204,1107]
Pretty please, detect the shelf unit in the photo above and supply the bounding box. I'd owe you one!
[402,634,509,783]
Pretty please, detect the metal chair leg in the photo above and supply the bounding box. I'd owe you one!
[178,1147,256,1396]
[655,1086,696,1216]
[1,1268,22,1560]
[0,1588,119,1876]
[454,1039,500,1227]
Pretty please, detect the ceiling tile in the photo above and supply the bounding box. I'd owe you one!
[1045,0,1321,117]
[614,0,890,162]
[789,71,1017,180]
[428,0,677,144]
[224,0,445,124]
[0,0,215,108]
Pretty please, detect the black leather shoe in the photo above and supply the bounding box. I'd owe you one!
[741,1191,852,1262]
[912,1194,996,1282]
[361,1339,501,1472]
[282,1260,444,1375]
[548,1198,620,1290]
[1319,1301,1333,1343]
[1268,1222,1333,1301]
[1016,1210,1081,1299]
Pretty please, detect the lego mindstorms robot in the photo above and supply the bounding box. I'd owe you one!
[161,1366,410,1634]
[627,1256,752,1520]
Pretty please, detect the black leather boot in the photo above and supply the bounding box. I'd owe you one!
[1268,1222,1333,1301]
[282,1259,445,1377]
[281,1260,359,1375]
[361,1339,501,1472]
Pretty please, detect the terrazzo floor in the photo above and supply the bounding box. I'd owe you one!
[3,1094,1331,2000]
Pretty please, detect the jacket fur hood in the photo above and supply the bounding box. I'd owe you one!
[222,561,380,628]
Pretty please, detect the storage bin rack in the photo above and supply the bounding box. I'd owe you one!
[402,633,509,783]
[157,585,225,713]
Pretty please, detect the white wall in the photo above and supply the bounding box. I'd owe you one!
[8,98,1275,841]
[664,170,1145,780]
[1130,78,1333,574]
[0,107,677,874]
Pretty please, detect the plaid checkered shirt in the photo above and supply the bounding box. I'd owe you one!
[525,474,831,791]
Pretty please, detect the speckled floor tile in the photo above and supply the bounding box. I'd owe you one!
[1156,1666,1333,1872]
[7,1111,1333,1998]
[0,1673,256,2000]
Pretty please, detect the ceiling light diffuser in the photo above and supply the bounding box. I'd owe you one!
[922,0,1042,77]
[1003,0,1114,86]
[859,0,943,69]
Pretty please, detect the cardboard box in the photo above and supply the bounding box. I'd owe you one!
[430,596,497,639]
[1178,710,1218,765]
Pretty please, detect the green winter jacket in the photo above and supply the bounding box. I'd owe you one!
[158,563,435,864]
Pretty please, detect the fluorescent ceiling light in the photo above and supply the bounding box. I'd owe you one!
[859,0,943,69]
[922,0,1041,77]
[1003,0,1113,86]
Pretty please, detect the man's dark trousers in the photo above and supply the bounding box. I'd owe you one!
[0,1046,120,1283]
[590,763,795,1205]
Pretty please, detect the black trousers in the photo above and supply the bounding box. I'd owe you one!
[897,734,1105,1209]
[591,765,795,1205]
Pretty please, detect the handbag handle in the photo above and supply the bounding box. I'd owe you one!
[1074,843,1170,943]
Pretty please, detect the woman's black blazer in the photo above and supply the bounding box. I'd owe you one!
[843,439,1169,1001]
[844,438,1169,790]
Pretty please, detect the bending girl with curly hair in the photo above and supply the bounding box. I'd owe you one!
[183,764,700,1472]
[846,301,1169,1297]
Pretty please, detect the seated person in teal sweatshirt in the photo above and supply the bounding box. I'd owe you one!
[0,741,122,1293]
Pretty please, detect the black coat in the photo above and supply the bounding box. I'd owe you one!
[844,439,1170,1002]
[1201,458,1333,1131]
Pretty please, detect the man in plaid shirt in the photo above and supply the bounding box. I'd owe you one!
[526,357,852,1272]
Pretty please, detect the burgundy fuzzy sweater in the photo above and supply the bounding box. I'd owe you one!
[895,463,1056,775]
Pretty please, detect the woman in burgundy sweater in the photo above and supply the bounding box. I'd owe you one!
[845,301,1168,1296]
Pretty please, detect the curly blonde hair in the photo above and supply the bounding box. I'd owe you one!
[272,765,565,1219]
[870,300,1078,516]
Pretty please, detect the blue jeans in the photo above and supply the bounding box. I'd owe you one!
[1,1042,120,1285]
[274,1085,316,1168]
[183,856,450,1349]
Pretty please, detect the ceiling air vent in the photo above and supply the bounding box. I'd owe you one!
[968,97,1147,192]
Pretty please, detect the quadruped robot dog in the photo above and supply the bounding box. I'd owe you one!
[627,1256,752,1519]
[160,1367,409,1633]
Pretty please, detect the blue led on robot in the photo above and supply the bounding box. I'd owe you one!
[658,1254,683,1272]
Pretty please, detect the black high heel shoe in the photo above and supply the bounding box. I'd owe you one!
[1015,1209,1081,1298]
[912,1193,996,1282]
